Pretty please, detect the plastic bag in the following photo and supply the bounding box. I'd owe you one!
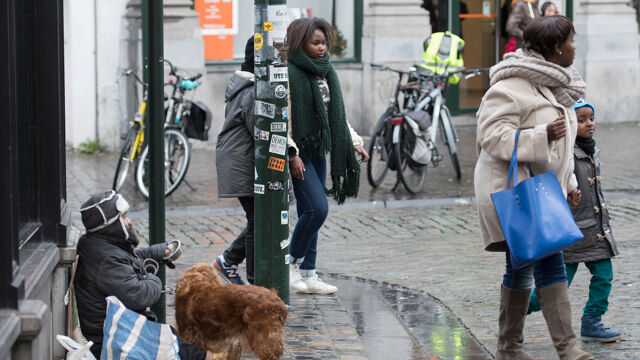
[56,335,97,360]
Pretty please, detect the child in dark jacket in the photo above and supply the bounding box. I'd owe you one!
[528,99,621,342]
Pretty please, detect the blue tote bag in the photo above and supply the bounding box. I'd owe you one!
[491,131,583,269]
[101,296,181,360]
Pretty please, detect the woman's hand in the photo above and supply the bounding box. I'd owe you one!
[567,189,581,207]
[546,116,567,142]
[354,145,369,162]
[290,155,305,179]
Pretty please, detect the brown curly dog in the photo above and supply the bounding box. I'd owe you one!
[175,263,287,360]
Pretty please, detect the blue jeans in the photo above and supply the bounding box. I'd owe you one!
[289,155,329,271]
[502,251,567,290]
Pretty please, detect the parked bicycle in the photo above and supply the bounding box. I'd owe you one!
[113,59,208,198]
[367,63,488,193]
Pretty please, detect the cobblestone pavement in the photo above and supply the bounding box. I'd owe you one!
[67,122,640,359]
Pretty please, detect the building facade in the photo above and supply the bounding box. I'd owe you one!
[63,0,640,153]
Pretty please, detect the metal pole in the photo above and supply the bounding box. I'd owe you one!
[253,0,289,304]
[142,0,166,322]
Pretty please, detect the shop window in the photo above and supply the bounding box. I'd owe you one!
[194,0,361,63]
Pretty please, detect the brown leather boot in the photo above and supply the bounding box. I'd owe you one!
[536,282,594,360]
[496,285,536,360]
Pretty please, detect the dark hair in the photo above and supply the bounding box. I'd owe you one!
[287,17,333,54]
[540,1,556,16]
[523,15,575,59]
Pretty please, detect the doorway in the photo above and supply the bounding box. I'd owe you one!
[446,0,573,114]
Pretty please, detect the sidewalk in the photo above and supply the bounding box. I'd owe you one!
[66,122,640,359]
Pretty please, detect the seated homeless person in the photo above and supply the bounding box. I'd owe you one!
[74,190,206,359]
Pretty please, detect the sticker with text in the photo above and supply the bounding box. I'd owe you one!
[270,122,287,132]
[255,100,276,119]
[268,181,285,191]
[254,184,265,194]
[269,66,288,82]
[281,210,288,225]
[254,33,263,50]
[267,157,285,172]
[269,134,287,155]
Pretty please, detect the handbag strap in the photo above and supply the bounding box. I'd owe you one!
[506,131,535,189]
[506,131,520,189]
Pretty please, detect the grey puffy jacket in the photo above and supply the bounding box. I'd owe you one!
[563,145,619,264]
[216,71,254,198]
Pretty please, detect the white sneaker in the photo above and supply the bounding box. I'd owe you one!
[298,275,337,294]
[289,264,307,292]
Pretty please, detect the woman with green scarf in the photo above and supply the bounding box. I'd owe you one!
[286,17,369,294]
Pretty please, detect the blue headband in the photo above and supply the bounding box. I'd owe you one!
[574,98,595,117]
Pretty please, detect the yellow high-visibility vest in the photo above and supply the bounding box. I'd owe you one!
[420,31,465,84]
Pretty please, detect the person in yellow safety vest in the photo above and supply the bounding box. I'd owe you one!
[420,31,465,84]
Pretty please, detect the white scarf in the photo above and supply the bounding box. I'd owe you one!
[490,49,586,107]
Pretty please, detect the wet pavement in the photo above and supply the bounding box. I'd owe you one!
[66,122,640,359]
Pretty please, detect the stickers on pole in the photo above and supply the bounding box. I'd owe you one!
[274,84,288,99]
[268,181,285,191]
[254,184,265,194]
[269,134,287,156]
[267,157,285,172]
[255,100,276,119]
[267,5,287,45]
[280,210,289,225]
[280,238,290,249]
[264,22,273,31]
[270,122,287,132]
[259,130,270,141]
[254,33,263,50]
[269,66,288,82]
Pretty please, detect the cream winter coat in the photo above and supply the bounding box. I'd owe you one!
[474,77,580,251]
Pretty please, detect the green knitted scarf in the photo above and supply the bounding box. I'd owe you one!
[288,51,360,204]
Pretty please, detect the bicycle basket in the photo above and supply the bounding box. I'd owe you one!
[184,101,212,141]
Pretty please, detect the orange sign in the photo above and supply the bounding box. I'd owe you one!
[194,0,238,61]
[267,157,286,172]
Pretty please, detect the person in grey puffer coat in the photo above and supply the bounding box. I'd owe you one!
[213,36,257,285]
[528,99,621,343]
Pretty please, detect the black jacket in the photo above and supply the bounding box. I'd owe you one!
[75,232,163,353]
[215,71,255,198]
[563,145,619,264]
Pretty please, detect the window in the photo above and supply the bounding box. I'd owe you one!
[195,0,362,63]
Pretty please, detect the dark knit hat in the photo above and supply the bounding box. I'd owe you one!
[240,35,255,73]
[80,190,130,237]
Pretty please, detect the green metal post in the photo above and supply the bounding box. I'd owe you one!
[253,0,289,304]
[142,0,166,322]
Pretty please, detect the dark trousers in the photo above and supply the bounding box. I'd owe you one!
[223,196,254,284]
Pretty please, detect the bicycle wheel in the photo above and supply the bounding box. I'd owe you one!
[395,125,426,194]
[440,106,461,181]
[136,129,191,198]
[112,126,139,192]
[367,109,393,187]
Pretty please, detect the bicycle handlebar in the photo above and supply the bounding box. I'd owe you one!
[370,63,411,75]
